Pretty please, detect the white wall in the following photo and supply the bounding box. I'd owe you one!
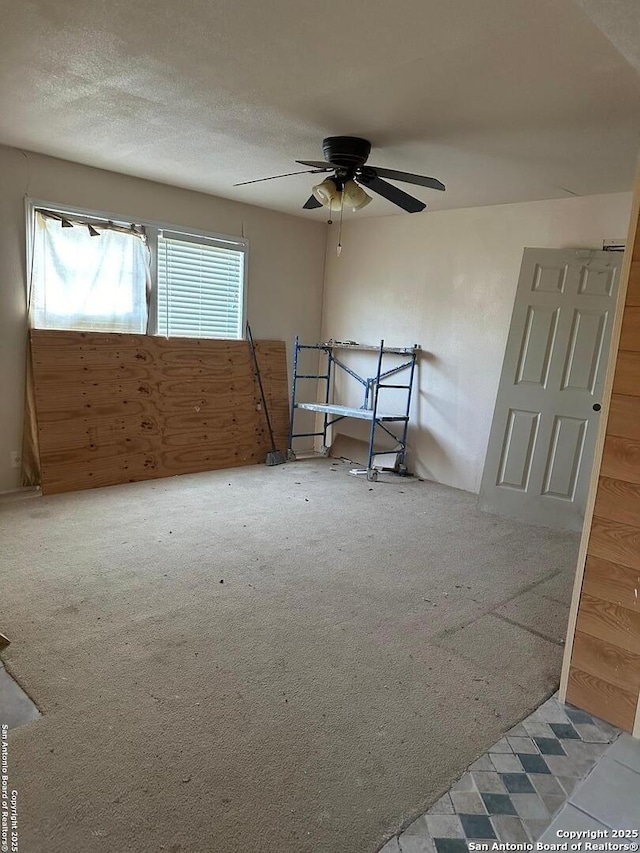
[321,193,633,493]
[0,147,632,496]
[0,145,327,492]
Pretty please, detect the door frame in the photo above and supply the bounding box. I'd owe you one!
[559,161,640,738]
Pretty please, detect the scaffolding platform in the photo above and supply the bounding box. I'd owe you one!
[295,402,408,422]
[288,338,419,481]
[319,341,416,355]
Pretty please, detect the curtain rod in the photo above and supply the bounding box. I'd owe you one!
[36,208,146,238]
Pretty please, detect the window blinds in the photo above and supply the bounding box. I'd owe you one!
[157,231,245,339]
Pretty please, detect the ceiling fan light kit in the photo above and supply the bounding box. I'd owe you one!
[235,135,445,215]
[342,179,372,211]
[311,176,341,207]
[311,176,372,212]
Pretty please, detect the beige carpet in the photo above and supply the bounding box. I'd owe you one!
[0,460,579,853]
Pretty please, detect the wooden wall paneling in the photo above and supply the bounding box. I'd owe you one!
[627,261,640,306]
[606,394,640,441]
[600,436,640,485]
[582,555,640,610]
[619,307,640,352]
[31,330,289,494]
[575,593,640,655]
[560,162,640,735]
[612,350,640,396]
[571,631,640,694]
[588,516,640,572]
[593,476,640,528]
[566,666,637,731]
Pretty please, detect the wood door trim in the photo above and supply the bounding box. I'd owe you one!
[560,162,640,708]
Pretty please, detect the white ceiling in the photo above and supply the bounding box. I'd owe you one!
[1,0,639,219]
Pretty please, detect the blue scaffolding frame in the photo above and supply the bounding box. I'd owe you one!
[287,338,420,481]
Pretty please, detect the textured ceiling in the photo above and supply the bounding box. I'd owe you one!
[575,0,640,75]
[1,0,639,218]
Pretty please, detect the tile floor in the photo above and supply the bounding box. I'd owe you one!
[540,734,640,840]
[379,693,638,853]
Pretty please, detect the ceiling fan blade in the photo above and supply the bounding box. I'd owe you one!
[360,176,426,213]
[234,168,325,187]
[296,160,334,170]
[303,195,323,210]
[367,166,445,192]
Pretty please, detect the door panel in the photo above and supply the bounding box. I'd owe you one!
[541,415,587,500]
[532,262,568,293]
[515,306,559,386]
[480,248,623,531]
[561,309,607,392]
[496,409,540,490]
[578,264,616,296]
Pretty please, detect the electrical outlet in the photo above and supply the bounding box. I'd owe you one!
[10,450,21,469]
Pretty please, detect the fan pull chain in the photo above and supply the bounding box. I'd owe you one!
[336,193,344,257]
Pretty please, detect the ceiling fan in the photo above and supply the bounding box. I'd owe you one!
[234,136,445,213]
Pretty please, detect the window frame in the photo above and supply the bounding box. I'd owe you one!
[25,198,249,340]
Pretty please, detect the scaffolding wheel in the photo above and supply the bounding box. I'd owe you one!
[286,449,297,461]
[397,463,408,476]
[367,468,378,482]
[320,445,330,457]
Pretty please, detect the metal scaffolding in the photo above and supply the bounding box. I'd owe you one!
[287,338,420,481]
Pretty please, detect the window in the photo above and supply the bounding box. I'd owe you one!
[156,231,245,339]
[28,204,247,339]
[30,211,149,333]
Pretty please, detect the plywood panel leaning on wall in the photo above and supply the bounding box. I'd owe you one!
[561,191,640,734]
[30,330,289,494]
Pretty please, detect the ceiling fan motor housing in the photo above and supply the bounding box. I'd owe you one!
[322,136,371,172]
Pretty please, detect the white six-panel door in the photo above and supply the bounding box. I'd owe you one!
[479,248,622,531]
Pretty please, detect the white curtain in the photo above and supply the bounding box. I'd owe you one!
[30,212,149,333]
